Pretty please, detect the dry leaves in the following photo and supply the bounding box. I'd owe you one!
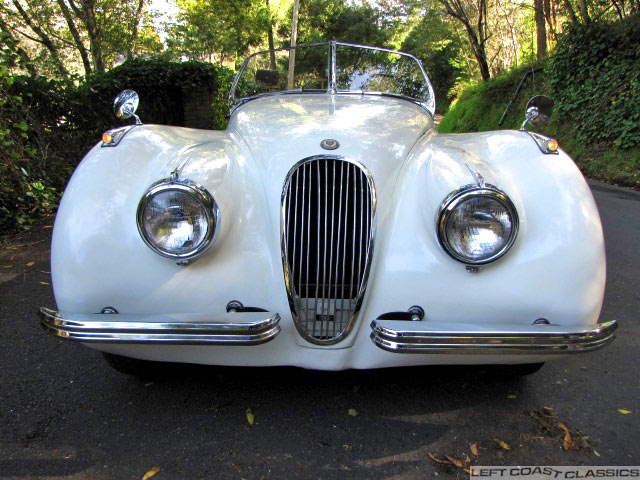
[445,454,465,468]
[348,409,358,417]
[429,448,475,472]
[470,443,479,458]
[25,261,34,267]
[141,466,160,480]
[494,438,511,450]
[557,423,572,451]
[530,408,587,452]
[618,409,631,415]
[428,452,449,464]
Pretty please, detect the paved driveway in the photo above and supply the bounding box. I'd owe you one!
[0,183,638,479]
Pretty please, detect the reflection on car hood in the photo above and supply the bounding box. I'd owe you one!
[229,93,433,186]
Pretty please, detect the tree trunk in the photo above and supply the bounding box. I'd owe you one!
[579,0,591,22]
[266,0,276,70]
[57,0,92,75]
[534,0,548,60]
[128,0,145,59]
[68,0,105,72]
[11,0,69,77]
[437,0,491,80]
[562,0,580,23]
[287,0,300,88]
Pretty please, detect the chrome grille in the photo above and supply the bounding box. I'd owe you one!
[281,156,375,344]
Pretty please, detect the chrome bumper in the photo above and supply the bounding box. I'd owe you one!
[370,319,618,354]
[39,307,281,345]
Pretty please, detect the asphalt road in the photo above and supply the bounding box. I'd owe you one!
[0,183,638,480]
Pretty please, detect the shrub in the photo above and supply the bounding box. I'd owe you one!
[548,16,640,149]
[438,15,640,189]
[0,58,235,234]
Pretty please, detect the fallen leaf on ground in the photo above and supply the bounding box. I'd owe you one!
[470,443,479,458]
[428,452,448,464]
[618,409,631,415]
[348,408,358,416]
[494,438,511,450]
[507,394,517,399]
[530,408,557,431]
[141,466,160,480]
[246,408,255,425]
[557,422,572,451]
[593,449,600,457]
[39,281,49,285]
[25,261,34,267]
[445,454,464,468]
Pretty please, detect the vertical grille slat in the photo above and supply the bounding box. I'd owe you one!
[282,157,375,344]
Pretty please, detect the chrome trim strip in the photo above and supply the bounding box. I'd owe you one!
[101,124,138,148]
[280,155,376,345]
[136,178,220,263]
[525,131,560,155]
[370,319,618,354]
[436,185,519,266]
[39,307,281,345]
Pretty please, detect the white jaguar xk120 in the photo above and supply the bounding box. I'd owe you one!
[40,42,617,376]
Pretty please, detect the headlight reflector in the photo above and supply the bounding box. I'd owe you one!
[137,179,219,261]
[437,186,518,265]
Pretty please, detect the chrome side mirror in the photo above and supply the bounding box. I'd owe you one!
[520,95,553,130]
[113,89,142,125]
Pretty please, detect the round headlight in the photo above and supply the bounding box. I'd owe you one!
[137,179,219,261]
[437,186,518,265]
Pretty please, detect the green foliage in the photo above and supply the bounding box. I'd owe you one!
[165,0,266,63]
[295,0,393,47]
[439,16,640,189]
[0,58,234,233]
[548,16,640,149]
[0,65,63,233]
[438,63,549,133]
[401,10,469,113]
[75,58,233,132]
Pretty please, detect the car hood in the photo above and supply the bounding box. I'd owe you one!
[228,94,434,197]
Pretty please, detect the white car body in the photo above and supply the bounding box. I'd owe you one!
[40,43,616,371]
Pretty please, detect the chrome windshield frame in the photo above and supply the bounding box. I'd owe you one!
[228,41,435,116]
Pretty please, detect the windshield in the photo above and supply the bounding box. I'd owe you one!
[229,42,435,115]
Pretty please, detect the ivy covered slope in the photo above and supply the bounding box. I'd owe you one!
[439,16,640,190]
[0,59,233,234]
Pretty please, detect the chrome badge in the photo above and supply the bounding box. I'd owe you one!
[320,139,339,150]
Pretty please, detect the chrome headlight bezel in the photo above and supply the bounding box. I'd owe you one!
[136,178,220,261]
[437,185,519,265]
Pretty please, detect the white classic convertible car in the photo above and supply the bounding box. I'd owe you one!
[40,42,617,376]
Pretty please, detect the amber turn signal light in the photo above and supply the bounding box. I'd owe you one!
[547,140,559,152]
[102,133,113,144]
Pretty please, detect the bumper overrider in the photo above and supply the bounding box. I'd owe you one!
[39,307,281,345]
[370,319,618,354]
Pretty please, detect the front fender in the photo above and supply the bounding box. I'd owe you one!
[51,125,285,317]
[356,130,605,336]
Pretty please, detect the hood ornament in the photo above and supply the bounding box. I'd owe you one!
[321,139,339,150]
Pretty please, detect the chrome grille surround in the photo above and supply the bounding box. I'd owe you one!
[281,155,376,345]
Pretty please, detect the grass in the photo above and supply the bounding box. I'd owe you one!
[438,66,639,190]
